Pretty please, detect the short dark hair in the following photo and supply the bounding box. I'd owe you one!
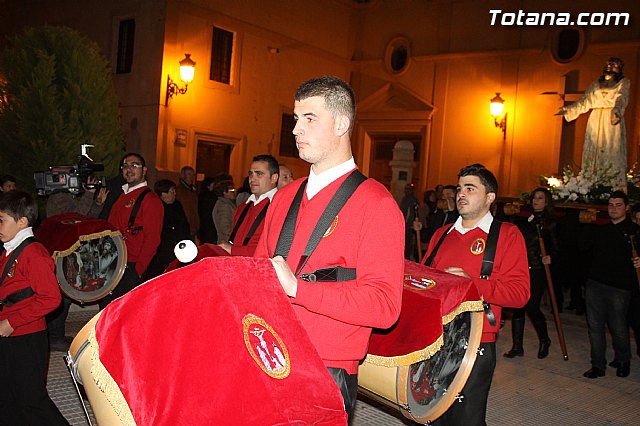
[0,174,17,187]
[214,180,235,197]
[443,185,457,192]
[121,152,146,167]
[252,154,280,177]
[0,190,38,226]
[154,179,176,196]
[180,166,195,175]
[609,190,629,205]
[458,163,498,195]
[295,76,356,133]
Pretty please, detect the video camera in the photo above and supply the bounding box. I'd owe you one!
[34,144,105,196]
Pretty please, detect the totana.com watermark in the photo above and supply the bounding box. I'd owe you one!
[489,9,630,26]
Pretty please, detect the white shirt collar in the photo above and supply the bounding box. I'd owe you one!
[122,181,148,194]
[3,227,34,255]
[247,187,277,205]
[452,211,493,235]
[306,157,356,199]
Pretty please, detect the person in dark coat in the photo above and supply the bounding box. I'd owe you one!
[144,179,190,280]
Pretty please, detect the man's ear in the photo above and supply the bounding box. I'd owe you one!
[486,192,496,205]
[335,115,351,137]
[17,216,29,230]
[271,173,279,185]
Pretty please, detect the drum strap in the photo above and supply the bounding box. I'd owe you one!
[0,237,36,311]
[274,169,367,280]
[423,220,502,326]
[128,188,151,235]
[228,200,269,246]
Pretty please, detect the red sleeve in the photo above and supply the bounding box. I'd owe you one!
[3,244,61,330]
[292,190,405,329]
[135,195,164,276]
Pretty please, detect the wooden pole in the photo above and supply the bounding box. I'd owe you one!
[413,204,422,261]
[537,223,569,361]
[628,235,640,291]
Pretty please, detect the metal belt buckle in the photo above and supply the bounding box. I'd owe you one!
[299,272,317,282]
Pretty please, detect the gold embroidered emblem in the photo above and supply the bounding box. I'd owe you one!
[7,259,17,278]
[403,274,436,290]
[242,314,290,379]
[323,215,338,238]
[470,238,485,255]
[125,198,135,208]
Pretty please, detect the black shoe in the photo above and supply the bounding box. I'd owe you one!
[609,360,621,368]
[503,348,524,358]
[583,367,605,378]
[537,338,551,359]
[616,362,630,378]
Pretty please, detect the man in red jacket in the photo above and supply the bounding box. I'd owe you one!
[424,163,529,426]
[219,154,279,257]
[100,152,163,308]
[255,76,404,422]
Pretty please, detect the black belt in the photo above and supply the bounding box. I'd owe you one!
[299,266,356,283]
[0,287,35,311]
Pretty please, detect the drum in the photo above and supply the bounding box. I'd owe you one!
[358,309,484,423]
[66,311,126,425]
[36,213,127,302]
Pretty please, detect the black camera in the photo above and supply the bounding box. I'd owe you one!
[34,145,105,196]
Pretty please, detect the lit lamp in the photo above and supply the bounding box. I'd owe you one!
[490,92,507,139]
[165,54,196,106]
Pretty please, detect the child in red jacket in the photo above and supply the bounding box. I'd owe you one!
[0,190,68,425]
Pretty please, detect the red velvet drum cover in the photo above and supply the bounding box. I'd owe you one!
[90,256,347,425]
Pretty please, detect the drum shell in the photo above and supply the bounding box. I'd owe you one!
[68,312,125,426]
[358,310,483,423]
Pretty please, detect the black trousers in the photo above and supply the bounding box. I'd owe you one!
[99,262,141,309]
[46,295,73,340]
[432,342,496,426]
[0,330,69,426]
[327,367,358,424]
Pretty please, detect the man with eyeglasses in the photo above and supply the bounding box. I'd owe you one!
[100,152,163,308]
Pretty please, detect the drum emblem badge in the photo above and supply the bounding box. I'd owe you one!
[404,274,436,290]
[242,314,290,379]
[470,238,485,255]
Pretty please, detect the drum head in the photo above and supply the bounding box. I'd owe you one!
[55,233,127,303]
[397,310,483,423]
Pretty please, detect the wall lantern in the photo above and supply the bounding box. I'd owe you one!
[165,54,196,106]
[490,92,507,140]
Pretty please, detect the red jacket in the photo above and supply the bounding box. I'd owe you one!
[255,173,405,373]
[108,186,164,276]
[0,242,61,336]
[424,222,530,342]
[230,198,270,257]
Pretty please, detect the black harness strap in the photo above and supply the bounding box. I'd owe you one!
[229,200,270,246]
[274,170,367,280]
[0,237,36,311]
[127,188,151,235]
[423,220,503,326]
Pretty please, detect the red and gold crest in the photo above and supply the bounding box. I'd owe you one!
[403,274,436,290]
[323,215,338,238]
[7,259,18,278]
[470,238,485,255]
[242,314,290,379]
[124,198,136,208]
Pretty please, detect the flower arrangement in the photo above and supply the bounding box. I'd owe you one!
[543,163,619,204]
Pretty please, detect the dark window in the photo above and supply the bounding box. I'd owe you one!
[551,29,583,64]
[279,113,298,158]
[210,27,234,84]
[116,19,135,74]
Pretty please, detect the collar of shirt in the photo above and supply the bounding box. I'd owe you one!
[452,211,493,235]
[122,181,148,194]
[306,157,356,200]
[247,187,278,205]
[3,227,34,256]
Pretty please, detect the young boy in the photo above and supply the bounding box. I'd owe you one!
[0,190,69,425]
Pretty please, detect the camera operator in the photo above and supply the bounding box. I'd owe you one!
[45,175,108,352]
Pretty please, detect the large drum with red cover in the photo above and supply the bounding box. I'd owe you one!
[358,261,484,423]
[36,213,127,302]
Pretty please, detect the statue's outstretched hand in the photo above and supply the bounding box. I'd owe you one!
[554,107,565,116]
[611,113,621,126]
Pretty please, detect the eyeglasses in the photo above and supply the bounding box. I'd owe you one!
[121,163,143,170]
